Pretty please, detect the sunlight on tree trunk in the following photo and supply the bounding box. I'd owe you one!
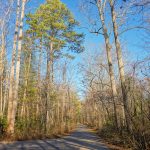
[97,1,120,129]
[109,0,132,132]
[7,0,26,135]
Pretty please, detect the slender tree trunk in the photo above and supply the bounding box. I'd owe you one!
[0,78,2,116]
[0,31,6,116]
[3,68,8,115]
[45,42,53,133]
[7,0,26,135]
[7,0,20,134]
[51,59,54,83]
[109,0,132,132]
[36,40,42,120]
[97,1,119,129]
[60,86,65,133]
[21,52,32,118]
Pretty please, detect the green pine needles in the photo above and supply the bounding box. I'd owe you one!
[26,0,84,55]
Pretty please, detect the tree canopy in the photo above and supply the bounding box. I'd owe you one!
[26,0,84,56]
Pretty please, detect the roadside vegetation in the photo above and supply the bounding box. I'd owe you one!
[0,0,83,140]
[80,1,150,149]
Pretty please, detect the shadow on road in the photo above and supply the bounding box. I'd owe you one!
[0,126,109,150]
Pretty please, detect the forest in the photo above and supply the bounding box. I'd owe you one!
[0,0,149,150]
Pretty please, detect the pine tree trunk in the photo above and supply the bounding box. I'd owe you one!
[36,40,42,120]
[45,42,53,133]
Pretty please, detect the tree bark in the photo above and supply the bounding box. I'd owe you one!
[97,1,119,129]
[7,0,26,135]
[109,0,132,132]
[7,0,20,134]
[36,40,42,120]
[3,68,8,115]
[0,32,5,116]
[45,41,53,133]
[21,52,32,118]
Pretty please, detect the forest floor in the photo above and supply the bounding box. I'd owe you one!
[0,125,109,150]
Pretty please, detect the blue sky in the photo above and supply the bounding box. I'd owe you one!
[25,0,149,99]
[27,0,148,59]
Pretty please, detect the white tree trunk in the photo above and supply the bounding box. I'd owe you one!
[109,0,132,132]
[0,32,5,116]
[7,0,26,135]
[7,0,20,134]
[97,1,119,129]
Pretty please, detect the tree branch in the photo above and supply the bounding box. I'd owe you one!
[119,26,150,35]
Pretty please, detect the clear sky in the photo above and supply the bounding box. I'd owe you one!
[28,0,148,58]
[25,0,149,99]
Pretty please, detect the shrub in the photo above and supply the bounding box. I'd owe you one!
[0,116,7,137]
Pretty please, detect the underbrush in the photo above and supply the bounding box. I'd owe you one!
[14,124,75,141]
[98,124,132,149]
[98,123,150,150]
[0,118,76,141]
[0,116,7,139]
